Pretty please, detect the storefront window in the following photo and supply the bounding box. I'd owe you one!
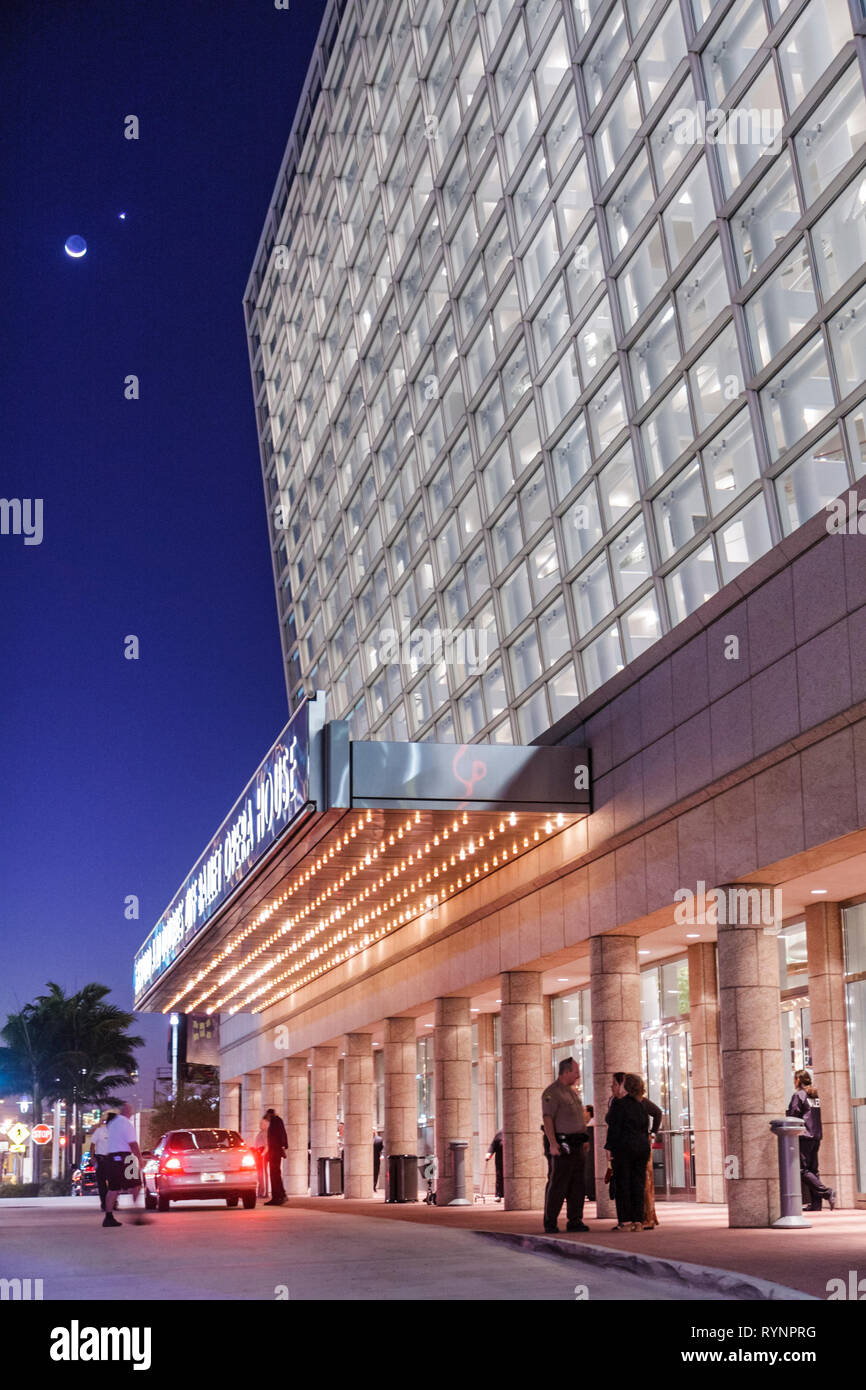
[551,987,593,1108]
[416,1036,435,1157]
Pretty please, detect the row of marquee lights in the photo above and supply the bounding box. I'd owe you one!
[164,807,571,1017]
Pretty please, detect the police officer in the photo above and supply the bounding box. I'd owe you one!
[542,1056,590,1234]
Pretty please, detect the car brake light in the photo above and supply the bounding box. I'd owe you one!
[163,1156,183,1172]
[241,1153,256,1169]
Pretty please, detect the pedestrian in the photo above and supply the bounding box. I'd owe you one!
[373,1130,384,1192]
[541,1056,590,1234]
[583,1104,596,1202]
[247,1115,270,1198]
[102,1103,145,1228]
[89,1110,116,1211]
[631,1076,662,1229]
[485,1130,504,1200]
[263,1106,288,1206]
[603,1072,651,1232]
[786,1070,837,1211]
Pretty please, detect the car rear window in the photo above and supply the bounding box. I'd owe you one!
[166,1128,241,1150]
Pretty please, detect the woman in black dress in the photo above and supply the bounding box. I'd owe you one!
[604,1072,652,1231]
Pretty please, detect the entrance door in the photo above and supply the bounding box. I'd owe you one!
[644,1023,695,1199]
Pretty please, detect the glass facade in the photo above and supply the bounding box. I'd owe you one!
[843,903,866,1194]
[247,0,866,743]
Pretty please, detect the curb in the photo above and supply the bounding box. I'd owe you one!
[474,1230,817,1301]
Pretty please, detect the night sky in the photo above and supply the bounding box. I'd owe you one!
[0,0,326,1098]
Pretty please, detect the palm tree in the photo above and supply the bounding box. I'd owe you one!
[2,983,144,1185]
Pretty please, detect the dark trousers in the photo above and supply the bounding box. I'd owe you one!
[373,1146,381,1191]
[799,1137,832,1210]
[96,1156,109,1208]
[493,1151,503,1200]
[544,1142,586,1228]
[268,1149,286,1202]
[612,1147,650,1224]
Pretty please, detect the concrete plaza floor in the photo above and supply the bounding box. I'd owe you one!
[280,1193,865,1299]
[0,1197,727,1300]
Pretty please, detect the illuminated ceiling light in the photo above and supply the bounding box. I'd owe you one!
[810,889,828,895]
[556,814,564,827]
[508,813,516,827]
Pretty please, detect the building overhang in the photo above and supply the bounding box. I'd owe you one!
[133,693,590,1015]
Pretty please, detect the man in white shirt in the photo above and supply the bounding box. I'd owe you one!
[88,1111,116,1211]
[102,1103,145,1228]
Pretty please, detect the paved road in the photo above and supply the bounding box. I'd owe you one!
[0,1197,728,1300]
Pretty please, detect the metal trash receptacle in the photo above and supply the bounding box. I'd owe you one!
[385,1154,418,1203]
[317,1155,343,1195]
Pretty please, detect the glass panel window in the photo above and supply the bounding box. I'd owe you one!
[588,368,628,453]
[542,348,581,435]
[584,5,629,114]
[538,595,571,666]
[495,21,529,110]
[551,411,592,499]
[828,282,866,398]
[582,622,623,690]
[548,661,580,719]
[702,408,761,514]
[599,443,640,524]
[630,303,681,405]
[610,516,651,599]
[622,590,661,660]
[730,153,800,285]
[514,158,550,240]
[536,21,570,112]
[760,334,834,460]
[638,4,687,112]
[795,62,866,207]
[654,458,708,559]
[650,81,697,189]
[666,540,719,623]
[572,553,615,635]
[702,0,767,107]
[517,686,549,741]
[745,242,818,371]
[716,494,772,582]
[812,171,866,298]
[775,426,849,533]
[577,295,615,385]
[566,224,604,316]
[546,87,583,179]
[529,532,560,599]
[676,239,729,349]
[510,625,543,693]
[520,468,550,538]
[594,76,642,185]
[617,225,667,330]
[555,159,592,244]
[606,152,655,255]
[717,63,786,197]
[562,481,604,566]
[642,380,693,481]
[522,213,559,303]
[492,499,523,569]
[533,278,570,366]
[502,86,539,180]
[778,0,853,113]
[499,560,533,632]
[688,322,742,433]
[483,441,516,513]
[661,159,715,271]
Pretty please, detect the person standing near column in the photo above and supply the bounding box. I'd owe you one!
[786,1071,837,1211]
[604,1073,650,1232]
[263,1107,288,1206]
[632,1078,662,1229]
[541,1057,590,1235]
[485,1130,504,1200]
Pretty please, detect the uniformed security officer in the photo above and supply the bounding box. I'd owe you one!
[542,1056,590,1234]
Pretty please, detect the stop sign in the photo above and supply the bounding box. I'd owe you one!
[31,1124,52,1145]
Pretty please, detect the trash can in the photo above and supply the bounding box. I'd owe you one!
[385,1154,418,1203]
[317,1156,343,1195]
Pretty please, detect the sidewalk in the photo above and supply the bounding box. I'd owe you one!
[282,1195,866,1299]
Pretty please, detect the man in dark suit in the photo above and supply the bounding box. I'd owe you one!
[263,1107,288,1206]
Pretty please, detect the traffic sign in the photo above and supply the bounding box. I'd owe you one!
[32,1123,53,1145]
[7,1122,30,1147]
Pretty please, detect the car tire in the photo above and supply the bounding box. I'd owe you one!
[226,1195,239,1208]
[242,1192,256,1209]
[157,1193,171,1212]
[144,1193,157,1211]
